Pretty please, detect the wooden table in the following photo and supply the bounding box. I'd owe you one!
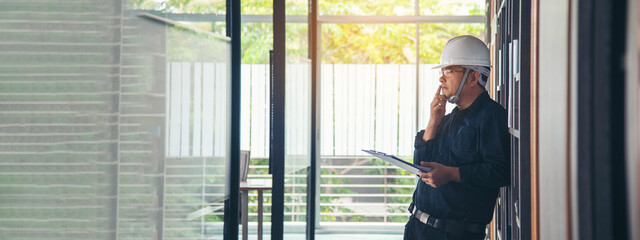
[240,179,272,240]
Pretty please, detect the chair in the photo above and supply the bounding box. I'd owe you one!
[239,150,250,182]
[238,150,250,225]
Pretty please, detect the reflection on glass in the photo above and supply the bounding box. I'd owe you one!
[283,58,311,228]
[161,18,231,238]
[238,20,310,232]
[130,0,226,14]
[285,19,310,230]
[0,1,230,238]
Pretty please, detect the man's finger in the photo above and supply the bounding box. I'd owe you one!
[420,161,432,167]
[433,85,442,100]
[421,161,436,168]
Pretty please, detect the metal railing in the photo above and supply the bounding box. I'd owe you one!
[207,156,416,224]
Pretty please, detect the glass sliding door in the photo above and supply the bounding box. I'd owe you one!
[284,0,312,235]
[271,0,312,238]
[237,0,312,238]
[316,0,486,235]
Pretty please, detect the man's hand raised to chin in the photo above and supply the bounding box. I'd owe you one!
[423,86,447,141]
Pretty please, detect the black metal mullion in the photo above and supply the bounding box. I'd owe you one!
[306,0,318,238]
[271,0,286,239]
[223,0,241,238]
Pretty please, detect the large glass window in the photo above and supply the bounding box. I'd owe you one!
[319,20,485,227]
[238,2,311,238]
[0,0,231,239]
[0,0,487,238]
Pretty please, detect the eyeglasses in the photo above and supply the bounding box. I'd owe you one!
[439,69,465,78]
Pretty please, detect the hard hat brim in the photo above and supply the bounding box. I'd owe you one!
[431,63,492,70]
[431,63,450,69]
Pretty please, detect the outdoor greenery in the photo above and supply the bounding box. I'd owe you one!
[129,0,485,64]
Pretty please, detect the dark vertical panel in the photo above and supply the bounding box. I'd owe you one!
[577,0,628,239]
[271,0,286,238]
[497,4,511,240]
[511,1,521,239]
[518,0,532,238]
[576,0,594,238]
[306,0,318,238]
[223,0,241,238]
[493,0,534,238]
[607,1,628,238]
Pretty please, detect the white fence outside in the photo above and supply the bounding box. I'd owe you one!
[165,63,451,159]
[166,62,229,158]
[241,63,451,158]
[164,62,454,224]
[233,63,454,224]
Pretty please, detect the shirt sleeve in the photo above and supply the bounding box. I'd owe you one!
[413,130,437,165]
[458,108,510,188]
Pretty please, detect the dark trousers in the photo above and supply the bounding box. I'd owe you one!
[403,216,486,240]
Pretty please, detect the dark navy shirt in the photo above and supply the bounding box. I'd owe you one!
[412,91,510,225]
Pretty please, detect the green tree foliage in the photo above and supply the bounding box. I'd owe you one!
[322,24,416,64]
[321,23,484,64]
[419,0,485,15]
[129,0,485,64]
[319,0,414,15]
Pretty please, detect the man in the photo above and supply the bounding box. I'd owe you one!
[403,35,510,240]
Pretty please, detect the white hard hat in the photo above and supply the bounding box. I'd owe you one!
[432,35,491,69]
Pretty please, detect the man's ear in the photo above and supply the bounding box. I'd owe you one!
[468,72,479,86]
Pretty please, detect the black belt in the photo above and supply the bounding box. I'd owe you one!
[408,203,486,235]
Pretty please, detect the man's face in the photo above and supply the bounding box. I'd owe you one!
[438,66,466,98]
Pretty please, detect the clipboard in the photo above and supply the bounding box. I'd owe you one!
[362,149,431,175]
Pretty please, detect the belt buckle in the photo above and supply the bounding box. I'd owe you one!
[413,209,430,225]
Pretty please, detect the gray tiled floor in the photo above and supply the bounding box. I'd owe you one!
[241,233,402,240]
[207,224,405,239]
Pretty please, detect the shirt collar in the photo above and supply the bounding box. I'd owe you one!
[454,91,489,113]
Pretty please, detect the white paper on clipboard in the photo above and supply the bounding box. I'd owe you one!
[362,149,431,175]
